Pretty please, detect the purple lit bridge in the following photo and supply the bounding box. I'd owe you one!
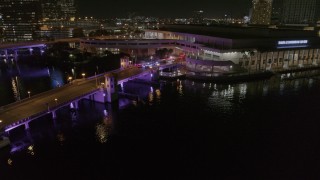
[0,38,80,61]
[0,67,150,133]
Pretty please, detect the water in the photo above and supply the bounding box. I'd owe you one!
[1,61,320,179]
[0,61,67,106]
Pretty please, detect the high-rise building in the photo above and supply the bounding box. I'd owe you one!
[281,0,320,25]
[270,0,283,25]
[40,0,77,20]
[41,0,61,20]
[192,10,204,24]
[0,13,4,42]
[251,0,273,25]
[58,0,76,20]
[0,0,41,42]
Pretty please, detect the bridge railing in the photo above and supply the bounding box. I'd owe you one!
[0,68,128,111]
[4,88,100,131]
[0,82,74,111]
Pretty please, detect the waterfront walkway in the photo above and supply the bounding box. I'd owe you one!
[0,67,146,130]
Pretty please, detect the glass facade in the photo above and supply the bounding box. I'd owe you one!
[0,0,41,42]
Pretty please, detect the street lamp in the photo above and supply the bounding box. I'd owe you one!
[54,98,58,104]
[82,73,86,79]
[27,91,31,98]
[0,120,2,123]
[101,82,105,89]
[68,76,73,83]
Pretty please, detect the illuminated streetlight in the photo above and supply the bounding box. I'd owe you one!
[54,98,58,104]
[0,120,2,123]
[68,76,73,83]
[82,73,86,79]
[27,91,31,98]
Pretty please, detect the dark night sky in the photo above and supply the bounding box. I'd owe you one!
[77,0,252,18]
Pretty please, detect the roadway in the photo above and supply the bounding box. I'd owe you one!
[0,38,81,50]
[0,67,146,130]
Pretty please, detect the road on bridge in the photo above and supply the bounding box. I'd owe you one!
[0,67,146,130]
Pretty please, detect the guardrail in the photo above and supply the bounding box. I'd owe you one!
[0,68,124,111]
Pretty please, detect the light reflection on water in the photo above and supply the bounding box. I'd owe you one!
[0,63,67,106]
[11,77,20,101]
[2,70,320,179]
[96,116,113,144]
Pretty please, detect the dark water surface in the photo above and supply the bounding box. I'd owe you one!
[1,62,320,179]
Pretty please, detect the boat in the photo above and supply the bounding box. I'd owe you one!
[0,136,10,149]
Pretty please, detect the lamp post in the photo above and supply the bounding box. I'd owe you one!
[82,73,86,79]
[27,91,31,98]
[68,76,73,84]
[101,82,105,89]
[54,98,58,104]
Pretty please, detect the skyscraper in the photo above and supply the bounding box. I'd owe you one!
[251,0,273,25]
[58,0,76,20]
[192,10,204,24]
[270,0,283,25]
[0,13,4,42]
[281,0,320,25]
[41,0,61,20]
[0,0,41,42]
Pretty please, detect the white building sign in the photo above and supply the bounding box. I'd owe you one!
[278,40,308,45]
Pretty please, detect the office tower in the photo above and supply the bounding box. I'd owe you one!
[58,0,76,20]
[251,0,273,25]
[0,0,41,42]
[41,0,61,20]
[281,0,320,25]
[270,0,283,24]
[192,10,204,24]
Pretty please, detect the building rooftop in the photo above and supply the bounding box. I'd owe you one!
[158,24,319,40]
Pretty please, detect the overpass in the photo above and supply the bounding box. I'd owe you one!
[0,38,81,61]
[0,67,149,132]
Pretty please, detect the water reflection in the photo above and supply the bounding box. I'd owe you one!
[0,63,67,106]
[95,116,112,144]
[49,67,64,88]
[57,132,66,145]
[262,83,268,96]
[239,83,247,102]
[11,76,20,101]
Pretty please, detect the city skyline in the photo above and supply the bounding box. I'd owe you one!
[77,0,252,18]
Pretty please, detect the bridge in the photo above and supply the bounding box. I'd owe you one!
[0,38,81,61]
[0,67,149,132]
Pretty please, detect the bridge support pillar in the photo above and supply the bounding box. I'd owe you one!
[91,94,95,101]
[4,49,8,60]
[105,74,118,103]
[24,122,30,130]
[14,50,18,61]
[40,47,44,56]
[74,100,79,109]
[52,110,57,119]
[29,48,33,55]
